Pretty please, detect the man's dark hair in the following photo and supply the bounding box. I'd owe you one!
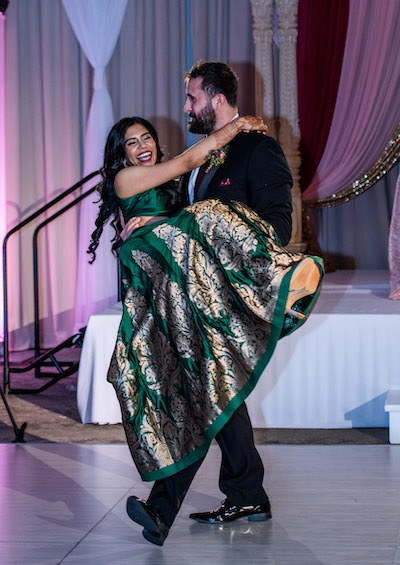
[186,61,239,107]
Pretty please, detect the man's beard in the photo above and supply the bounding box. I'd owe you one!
[188,101,216,134]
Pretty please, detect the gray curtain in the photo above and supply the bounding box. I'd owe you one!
[311,167,399,270]
[3,0,398,350]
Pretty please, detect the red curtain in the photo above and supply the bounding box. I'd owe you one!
[297,0,349,191]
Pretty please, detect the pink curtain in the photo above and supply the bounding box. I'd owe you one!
[303,0,400,203]
[0,14,5,342]
[4,0,89,351]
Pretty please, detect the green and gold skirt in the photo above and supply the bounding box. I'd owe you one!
[107,199,324,481]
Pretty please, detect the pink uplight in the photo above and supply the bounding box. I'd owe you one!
[0,13,6,342]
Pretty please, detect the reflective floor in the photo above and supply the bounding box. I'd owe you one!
[0,443,399,564]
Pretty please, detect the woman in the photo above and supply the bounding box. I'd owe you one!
[89,115,323,542]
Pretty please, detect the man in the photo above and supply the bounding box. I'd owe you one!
[126,61,293,546]
[180,62,292,245]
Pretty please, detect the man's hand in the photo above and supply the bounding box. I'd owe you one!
[120,217,142,241]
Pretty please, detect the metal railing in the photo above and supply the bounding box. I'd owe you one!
[2,170,100,396]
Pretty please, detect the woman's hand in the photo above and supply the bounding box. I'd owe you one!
[214,116,268,148]
[238,116,268,135]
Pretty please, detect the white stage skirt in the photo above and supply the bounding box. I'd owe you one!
[77,270,400,428]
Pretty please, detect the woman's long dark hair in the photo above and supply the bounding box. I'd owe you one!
[87,117,180,263]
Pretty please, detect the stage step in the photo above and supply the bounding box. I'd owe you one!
[384,390,400,444]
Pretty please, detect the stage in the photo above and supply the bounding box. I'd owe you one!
[77,270,400,429]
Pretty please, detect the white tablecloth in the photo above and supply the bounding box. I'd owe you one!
[77,271,400,427]
[77,303,123,424]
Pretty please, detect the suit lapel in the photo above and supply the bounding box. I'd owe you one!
[196,163,221,201]
[197,143,231,201]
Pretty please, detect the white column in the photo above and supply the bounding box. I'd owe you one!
[276,0,304,251]
[251,0,276,137]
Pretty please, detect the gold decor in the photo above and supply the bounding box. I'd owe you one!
[305,122,400,208]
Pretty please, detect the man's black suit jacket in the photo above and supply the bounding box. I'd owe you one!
[179,132,293,246]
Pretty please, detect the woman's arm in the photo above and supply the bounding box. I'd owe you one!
[115,116,266,199]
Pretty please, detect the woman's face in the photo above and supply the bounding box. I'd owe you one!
[124,124,157,166]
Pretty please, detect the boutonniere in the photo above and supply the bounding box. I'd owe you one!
[205,144,229,173]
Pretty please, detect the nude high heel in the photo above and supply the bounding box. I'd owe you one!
[285,257,321,319]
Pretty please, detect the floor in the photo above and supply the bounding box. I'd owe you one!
[1,269,398,563]
[0,442,399,565]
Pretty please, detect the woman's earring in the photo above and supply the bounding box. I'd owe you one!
[123,159,128,168]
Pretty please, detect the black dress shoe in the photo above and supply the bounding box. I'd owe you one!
[126,496,169,546]
[189,499,272,523]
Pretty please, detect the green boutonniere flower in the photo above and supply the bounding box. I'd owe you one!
[205,144,230,173]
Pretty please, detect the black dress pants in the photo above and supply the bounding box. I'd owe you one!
[147,402,268,527]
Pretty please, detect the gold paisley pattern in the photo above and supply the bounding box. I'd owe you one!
[108,196,324,481]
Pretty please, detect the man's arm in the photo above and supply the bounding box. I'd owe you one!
[247,136,293,246]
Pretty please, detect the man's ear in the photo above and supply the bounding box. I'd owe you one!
[212,93,226,109]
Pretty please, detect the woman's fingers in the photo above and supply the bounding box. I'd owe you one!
[241,116,268,134]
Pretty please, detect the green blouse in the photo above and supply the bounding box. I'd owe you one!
[118,187,171,222]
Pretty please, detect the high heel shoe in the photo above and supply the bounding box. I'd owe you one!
[285,306,306,319]
[285,257,321,319]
